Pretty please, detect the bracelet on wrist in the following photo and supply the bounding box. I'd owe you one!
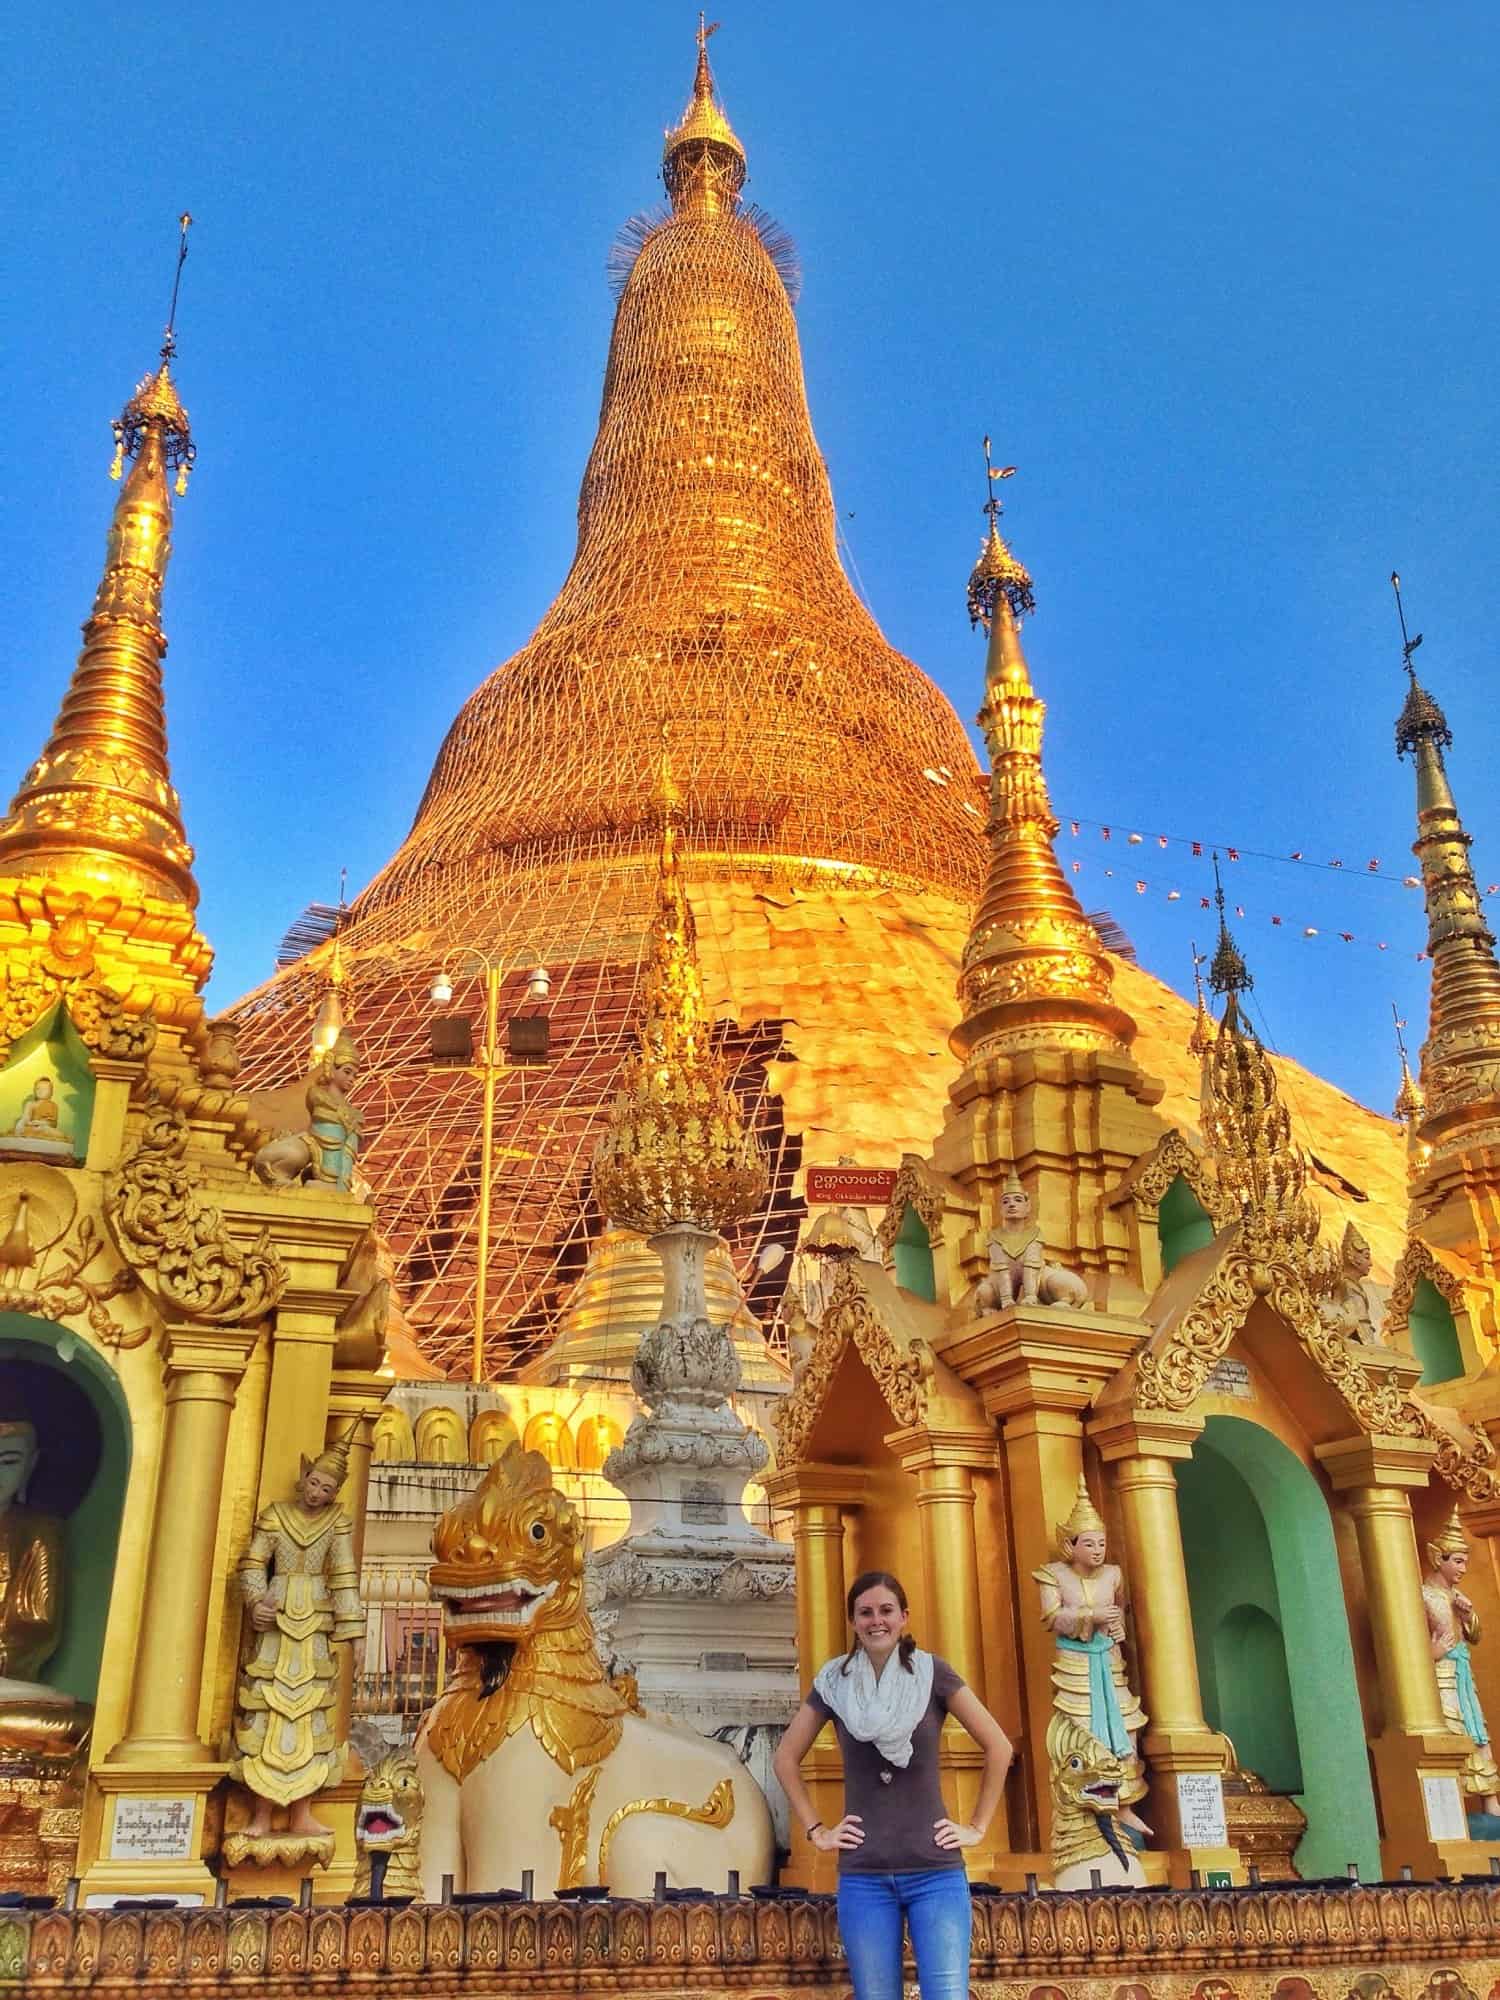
[805,1820,823,1836]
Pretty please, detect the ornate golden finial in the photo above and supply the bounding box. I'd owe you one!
[1391,573,1500,1143]
[1206,854,1252,1025]
[663,16,746,215]
[1199,882,1318,1251]
[1392,1003,1424,1125]
[592,779,766,1235]
[0,215,199,908]
[951,465,1134,1062]
[1187,941,1215,1058]
[1056,1474,1105,1553]
[966,439,1034,630]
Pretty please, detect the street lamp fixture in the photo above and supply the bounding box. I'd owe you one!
[427,947,552,1381]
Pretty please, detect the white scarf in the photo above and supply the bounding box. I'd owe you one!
[814,1646,934,1769]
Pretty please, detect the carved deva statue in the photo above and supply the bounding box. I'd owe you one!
[254,1029,364,1192]
[227,1431,362,1865]
[0,1391,91,1760]
[416,1442,773,1896]
[1036,1477,1150,1849]
[1422,1509,1500,1817]
[1314,1223,1387,1347]
[974,1170,1087,1314]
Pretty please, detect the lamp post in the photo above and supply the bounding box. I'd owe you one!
[429,949,551,1381]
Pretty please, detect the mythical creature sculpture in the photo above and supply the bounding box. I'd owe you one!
[974,1171,1088,1313]
[415,1442,773,1896]
[253,1029,364,1192]
[351,1728,425,1900]
[1046,1712,1146,1889]
[227,1431,362,1867]
[1422,1509,1500,1816]
[1313,1223,1386,1346]
[1034,1476,1150,1838]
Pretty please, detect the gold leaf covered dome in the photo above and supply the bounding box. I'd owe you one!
[359,33,984,928]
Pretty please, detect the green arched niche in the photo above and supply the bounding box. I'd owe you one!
[892,1205,936,1303]
[1159,1174,1215,1275]
[0,1002,96,1161]
[1408,1276,1463,1386]
[0,1313,131,1702]
[1176,1414,1379,1880]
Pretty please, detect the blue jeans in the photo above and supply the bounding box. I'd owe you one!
[837,1868,972,2000]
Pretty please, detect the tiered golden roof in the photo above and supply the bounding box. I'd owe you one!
[0,343,197,908]
[952,504,1135,1062]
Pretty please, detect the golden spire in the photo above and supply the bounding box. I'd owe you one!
[1187,942,1215,1059]
[1392,1003,1424,1126]
[1200,860,1318,1250]
[662,15,746,216]
[1392,573,1500,1145]
[0,216,198,908]
[592,750,767,1235]
[951,457,1135,1061]
[362,45,984,924]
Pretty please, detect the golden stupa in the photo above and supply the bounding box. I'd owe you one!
[229,36,1413,1380]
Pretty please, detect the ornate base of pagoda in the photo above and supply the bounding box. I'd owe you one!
[0,1753,85,1899]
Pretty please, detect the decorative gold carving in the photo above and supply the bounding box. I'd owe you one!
[596,1776,735,1886]
[1385,1237,1467,1349]
[1111,1129,1216,1218]
[775,1263,933,1465]
[221,1829,334,1872]
[0,1166,138,1347]
[106,1102,284,1324]
[876,1156,946,1254]
[550,1767,601,1891]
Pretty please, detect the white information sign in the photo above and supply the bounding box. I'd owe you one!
[1176,1771,1228,1847]
[110,1794,196,1862]
[1204,1357,1253,1400]
[1421,1773,1467,1842]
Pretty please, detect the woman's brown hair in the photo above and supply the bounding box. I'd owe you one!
[841,1570,917,1674]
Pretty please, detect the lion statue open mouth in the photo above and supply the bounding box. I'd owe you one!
[350,1724,424,1900]
[1047,1712,1146,1889]
[415,1442,772,1897]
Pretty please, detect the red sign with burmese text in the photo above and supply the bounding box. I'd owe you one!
[805,1167,897,1206]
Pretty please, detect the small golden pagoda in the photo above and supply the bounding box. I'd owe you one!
[769,493,1500,1893]
[0,227,390,1903]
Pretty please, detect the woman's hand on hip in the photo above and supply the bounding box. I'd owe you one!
[813,1815,864,1852]
[933,1818,982,1850]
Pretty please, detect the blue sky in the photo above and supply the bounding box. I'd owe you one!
[6,2,1498,1113]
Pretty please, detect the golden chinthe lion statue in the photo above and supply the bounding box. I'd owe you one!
[1047,1712,1147,1890]
[415,1442,774,1897]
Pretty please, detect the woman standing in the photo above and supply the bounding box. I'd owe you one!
[772,1571,1012,2000]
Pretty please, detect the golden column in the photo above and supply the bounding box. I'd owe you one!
[889,1426,1008,1872]
[1090,1409,1241,1885]
[1315,1433,1484,1876]
[764,1463,868,1891]
[109,1327,257,1764]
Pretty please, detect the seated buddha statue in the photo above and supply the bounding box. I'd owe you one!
[8,1077,72,1159]
[0,1398,92,1759]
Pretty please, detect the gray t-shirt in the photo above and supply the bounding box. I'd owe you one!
[806,1653,966,1873]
